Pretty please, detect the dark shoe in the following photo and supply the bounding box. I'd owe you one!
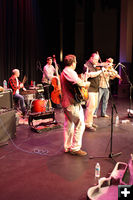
[92,123,98,128]
[22,110,27,118]
[86,126,96,132]
[70,149,87,156]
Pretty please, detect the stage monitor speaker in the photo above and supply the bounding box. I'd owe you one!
[0,89,13,109]
[0,110,16,145]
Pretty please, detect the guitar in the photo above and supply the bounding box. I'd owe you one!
[73,84,89,103]
[73,73,89,103]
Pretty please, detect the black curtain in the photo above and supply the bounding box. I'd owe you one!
[0,0,76,86]
[0,0,122,88]
[0,0,41,85]
[0,0,62,86]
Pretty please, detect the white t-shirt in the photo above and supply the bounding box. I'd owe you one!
[43,64,55,82]
[16,78,19,94]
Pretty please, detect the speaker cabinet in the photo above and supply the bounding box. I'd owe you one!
[0,110,16,145]
[0,89,13,109]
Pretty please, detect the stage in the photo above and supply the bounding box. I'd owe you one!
[0,96,133,200]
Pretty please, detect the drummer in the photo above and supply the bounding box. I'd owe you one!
[42,56,58,106]
[8,69,27,117]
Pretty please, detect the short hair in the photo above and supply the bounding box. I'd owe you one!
[47,57,52,61]
[12,69,19,75]
[64,54,76,66]
[91,53,99,60]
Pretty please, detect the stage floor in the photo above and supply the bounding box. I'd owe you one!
[0,96,133,200]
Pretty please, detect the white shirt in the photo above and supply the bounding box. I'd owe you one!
[16,78,19,94]
[43,64,55,83]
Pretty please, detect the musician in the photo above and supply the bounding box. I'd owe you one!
[60,54,90,156]
[83,52,106,132]
[42,57,58,105]
[42,57,56,84]
[8,69,27,116]
[94,58,121,118]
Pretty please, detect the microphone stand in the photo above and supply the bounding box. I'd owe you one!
[119,63,133,117]
[108,100,122,160]
[89,62,122,162]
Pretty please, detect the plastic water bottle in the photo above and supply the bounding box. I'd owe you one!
[115,115,119,127]
[3,80,7,89]
[95,163,100,178]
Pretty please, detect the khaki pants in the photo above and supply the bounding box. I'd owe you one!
[85,92,98,127]
[64,104,85,152]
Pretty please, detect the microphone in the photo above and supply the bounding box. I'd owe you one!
[119,63,126,68]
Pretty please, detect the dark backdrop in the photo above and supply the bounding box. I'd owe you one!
[0,0,122,88]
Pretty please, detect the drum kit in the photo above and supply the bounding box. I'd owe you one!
[21,84,58,130]
[21,84,52,114]
[31,99,48,113]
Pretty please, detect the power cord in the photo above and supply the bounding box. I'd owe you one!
[0,118,64,158]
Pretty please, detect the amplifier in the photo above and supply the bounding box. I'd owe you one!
[0,89,13,109]
[0,109,16,145]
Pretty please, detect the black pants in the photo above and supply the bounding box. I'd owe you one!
[43,83,54,100]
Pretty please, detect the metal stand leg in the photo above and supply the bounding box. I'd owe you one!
[108,104,122,160]
[89,104,122,162]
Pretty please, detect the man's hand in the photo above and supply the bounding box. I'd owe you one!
[101,67,106,72]
[23,87,26,91]
[20,83,23,88]
[84,81,91,88]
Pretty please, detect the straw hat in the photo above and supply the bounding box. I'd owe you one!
[106,58,113,63]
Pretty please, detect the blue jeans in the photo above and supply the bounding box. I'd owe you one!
[94,88,109,116]
[13,93,26,113]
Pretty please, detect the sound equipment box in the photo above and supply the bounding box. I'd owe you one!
[0,89,13,109]
[0,109,16,145]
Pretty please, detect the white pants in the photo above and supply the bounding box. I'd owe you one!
[64,104,85,152]
[85,92,98,127]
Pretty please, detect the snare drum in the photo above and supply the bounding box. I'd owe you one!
[30,99,48,113]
